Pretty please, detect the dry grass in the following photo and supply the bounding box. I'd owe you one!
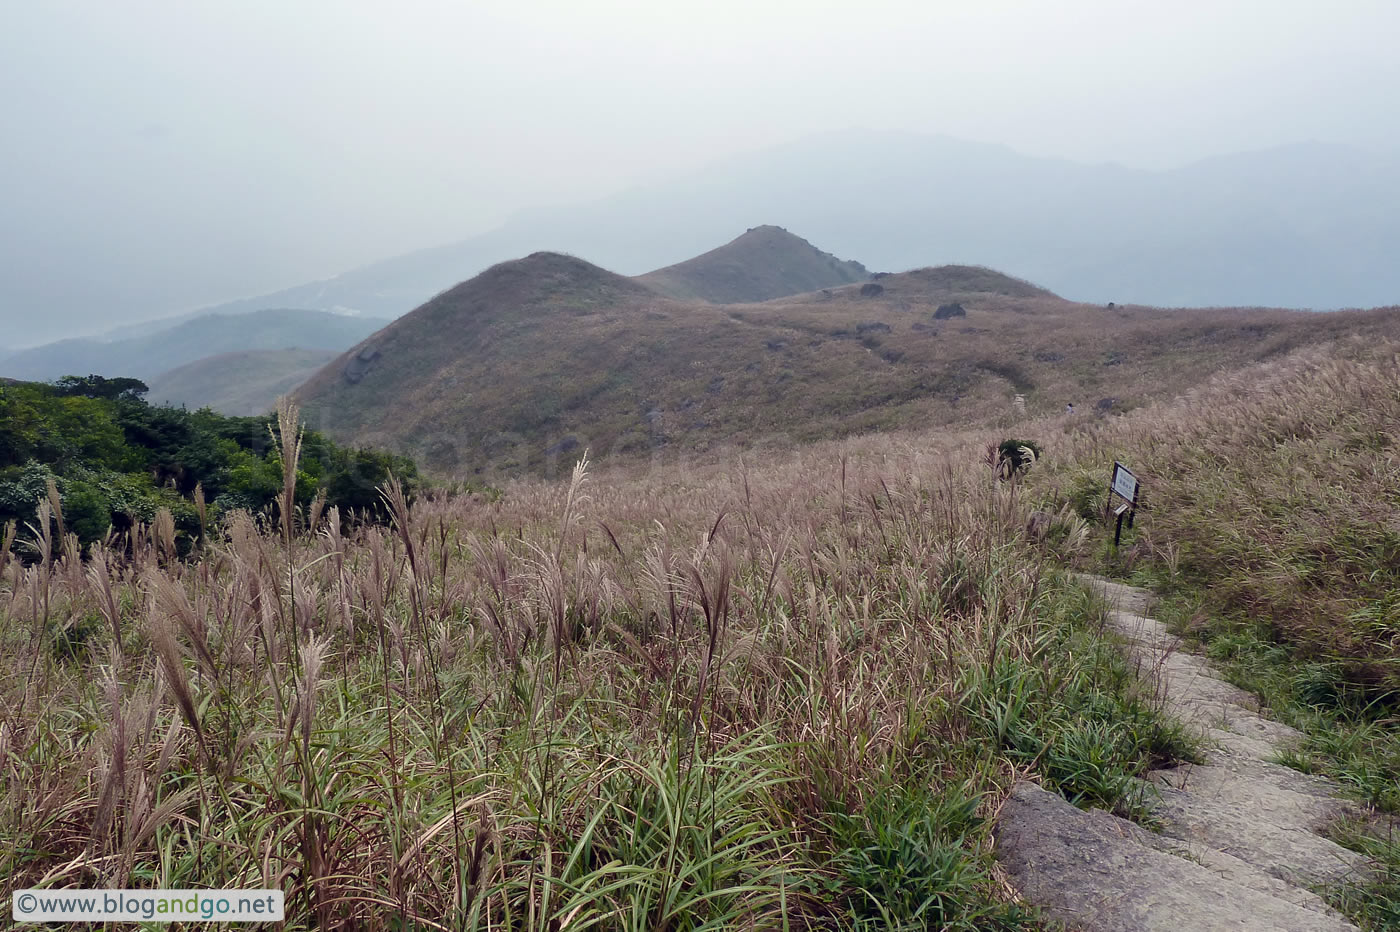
[1035,335,1400,696]
[0,402,1183,928]
[1023,335,1400,926]
[18,321,1400,927]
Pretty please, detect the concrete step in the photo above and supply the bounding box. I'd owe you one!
[996,782,1360,932]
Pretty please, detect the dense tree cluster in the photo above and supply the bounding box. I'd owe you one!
[0,376,417,546]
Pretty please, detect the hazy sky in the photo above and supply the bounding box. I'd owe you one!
[3,0,1399,342]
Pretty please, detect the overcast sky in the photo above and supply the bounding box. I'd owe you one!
[3,0,1399,343]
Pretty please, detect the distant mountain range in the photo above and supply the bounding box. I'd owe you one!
[13,191,1400,431]
[3,227,882,414]
[293,236,1400,477]
[0,308,388,387]
[8,133,1400,350]
[146,133,1400,329]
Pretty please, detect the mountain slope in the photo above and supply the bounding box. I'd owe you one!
[884,265,1057,299]
[294,249,1400,478]
[145,347,338,415]
[635,225,868,303]
[1,309,390,384]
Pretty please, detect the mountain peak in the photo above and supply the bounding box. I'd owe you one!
[735,224,797,239]
[635,226,868,303]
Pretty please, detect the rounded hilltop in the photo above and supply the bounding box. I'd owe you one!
[885,265,1059,299]
[428,251,655,312]
[290,225,1383,479]
[636,225,869,303]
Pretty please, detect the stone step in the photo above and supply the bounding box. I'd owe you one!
[1151,756,1359,815]
[995,576,1379,930]
[995,782,1360,932]
[1149,783,1372,887]
[1146,836,1344,917]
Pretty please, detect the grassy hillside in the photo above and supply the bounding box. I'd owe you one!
[1023,340,1400,924]
[0,398,1188,928]
[1,309,390,384]
[146,347,337,415]
[635,225,869,302]
[1034,341,1400,698]
[1031,338,1400,802]
[5,331,1398,927]
[295,249,1400,478]
[888,264,1057,299]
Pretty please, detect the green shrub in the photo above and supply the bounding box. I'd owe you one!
[830,784,1031,930]
[1067,471,1104,522]
[0,462,56,528]
[51,611,104,663]
[995,438,1041,478]
[0,378,421,549]
[61,478,113,542]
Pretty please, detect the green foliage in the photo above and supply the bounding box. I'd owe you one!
[0,382,128,470]
[959,598,1196,820]
[0,378,420,547]
[215,446,283,512]
[1325,819,1400,929]
[307,441,417,518]
[50,612,104,663]
[0,462,56,522]
[1066,471,1105,522]
[61,477,115,542]
[830,783,1031,930]
[996,438,1041,478]
[493,737,807,930]
[52,374,150,402]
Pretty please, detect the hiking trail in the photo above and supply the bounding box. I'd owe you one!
[995,576,1377,931]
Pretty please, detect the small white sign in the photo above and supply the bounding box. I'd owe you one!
[1110,462,1138,504]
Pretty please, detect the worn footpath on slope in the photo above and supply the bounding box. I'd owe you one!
[996,577,1376,931]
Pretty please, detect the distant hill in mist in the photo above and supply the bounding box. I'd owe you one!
[1,309,390,384]
[7,227,867,404]
[160,133,1400,327]
[145,347,338,415]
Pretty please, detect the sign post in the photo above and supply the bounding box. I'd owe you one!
[1108,462,1140,547]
